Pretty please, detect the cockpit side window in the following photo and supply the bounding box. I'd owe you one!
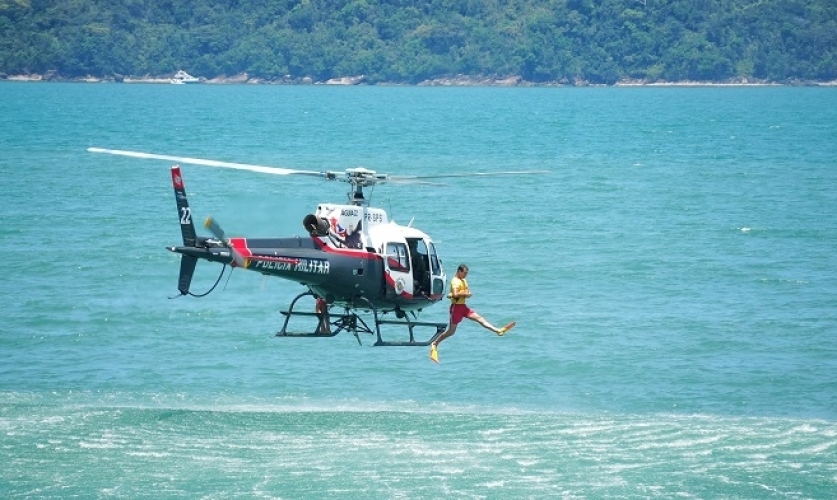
[385,242,410,273]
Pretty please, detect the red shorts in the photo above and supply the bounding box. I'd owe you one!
[450,303,473,325]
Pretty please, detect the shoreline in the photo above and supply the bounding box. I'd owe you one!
[2,73,836,87]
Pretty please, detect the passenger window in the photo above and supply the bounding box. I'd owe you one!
[386,242,410,272]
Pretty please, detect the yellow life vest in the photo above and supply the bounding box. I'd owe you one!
[449,277,468,305]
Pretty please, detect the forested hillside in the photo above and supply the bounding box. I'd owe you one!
[2,0,836,84]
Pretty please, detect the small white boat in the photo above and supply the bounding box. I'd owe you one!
[171,70,200,84]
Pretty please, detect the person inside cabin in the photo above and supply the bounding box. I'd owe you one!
[407,240,429,296]
[344,222,363,249]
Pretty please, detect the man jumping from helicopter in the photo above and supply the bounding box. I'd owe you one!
[430,264,515,363]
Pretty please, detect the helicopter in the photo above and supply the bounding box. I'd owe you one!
[88,147,545,346]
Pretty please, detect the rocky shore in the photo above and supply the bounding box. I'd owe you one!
[2,71,835,87]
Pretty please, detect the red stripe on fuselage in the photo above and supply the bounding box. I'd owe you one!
[248,255,301,264]
[311,237,380,260]
[230,236,426,302]
[230,236,381,264]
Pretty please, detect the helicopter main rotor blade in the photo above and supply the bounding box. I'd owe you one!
[379,178,444,186]
[386,170,551,183]
[88,148,326,178]
[88,147,550,187]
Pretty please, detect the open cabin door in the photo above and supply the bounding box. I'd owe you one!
[406,238,444,299]
[427,241,444,299]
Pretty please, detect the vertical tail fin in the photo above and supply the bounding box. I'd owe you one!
[171,165,198,295]
[172,165,197,247]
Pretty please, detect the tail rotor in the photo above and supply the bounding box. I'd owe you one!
[204,216,248,268]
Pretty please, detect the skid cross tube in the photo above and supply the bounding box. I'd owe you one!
[276,291,446,346]
[374,316,446,347]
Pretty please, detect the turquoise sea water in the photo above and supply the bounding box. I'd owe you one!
[2,82,836,498]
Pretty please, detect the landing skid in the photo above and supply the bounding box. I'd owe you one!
[276,291,446,346]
